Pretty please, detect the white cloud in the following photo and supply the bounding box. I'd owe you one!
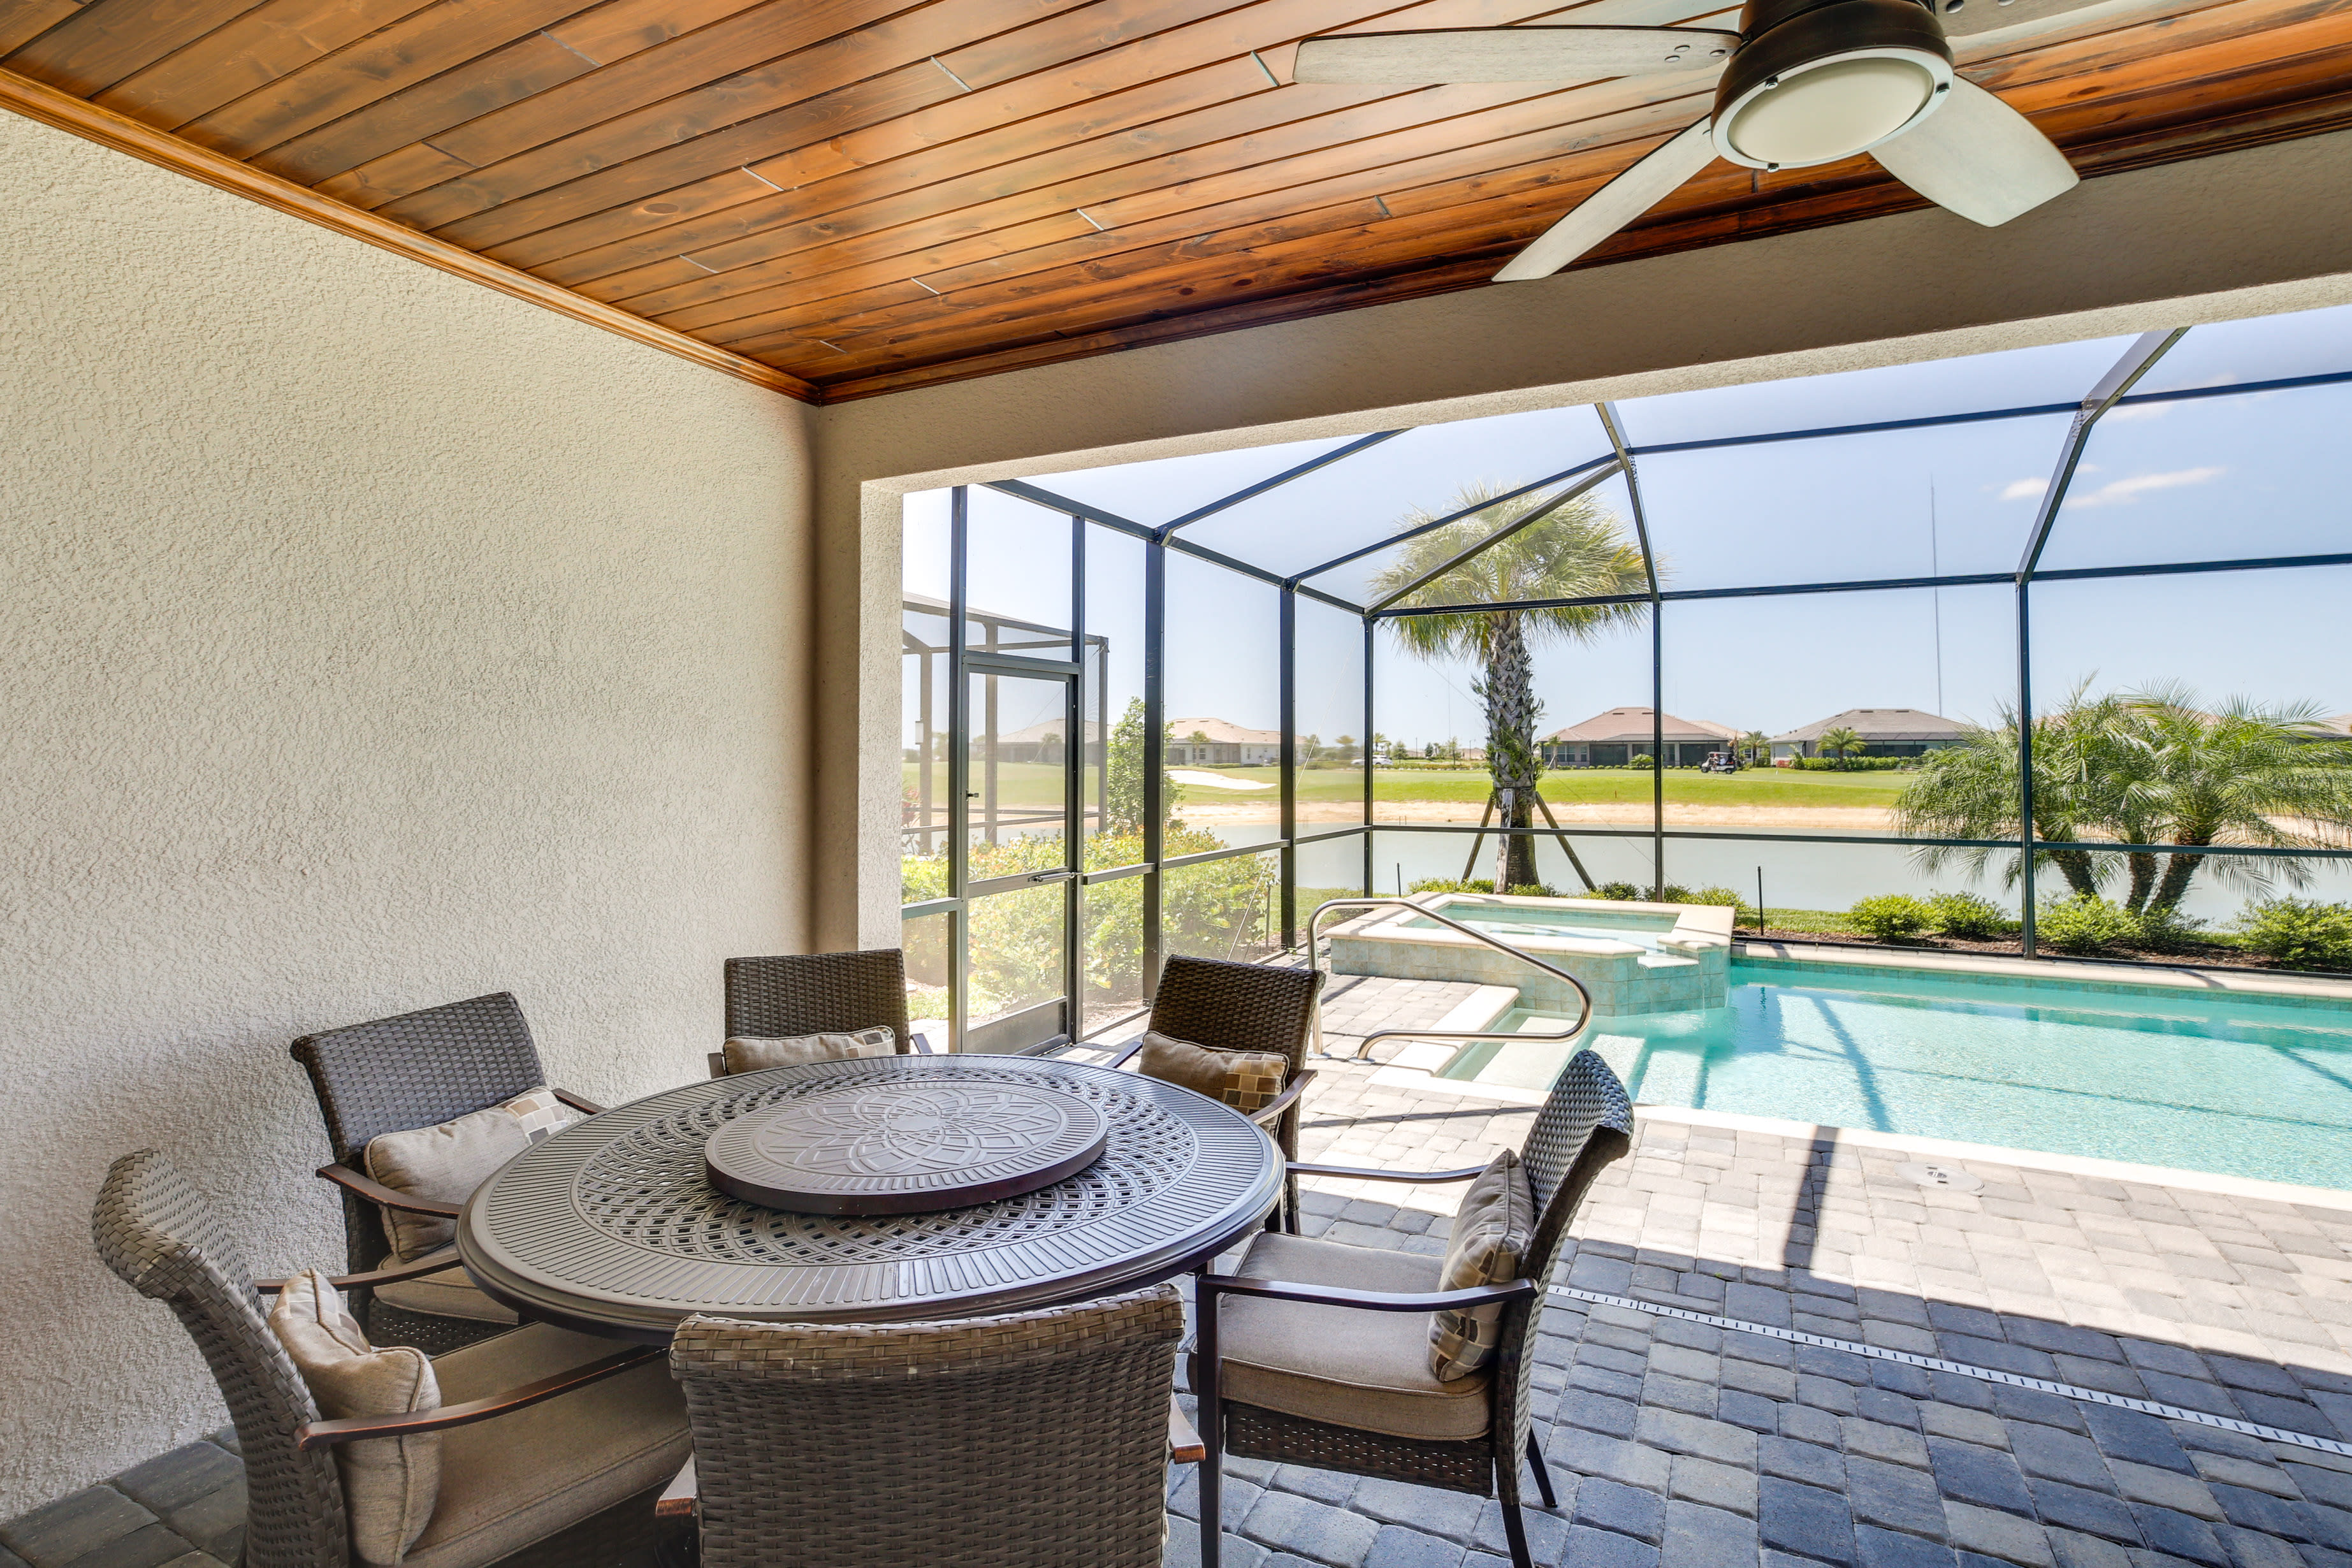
[2067,465,2226,507]
[1998,477,2047,502]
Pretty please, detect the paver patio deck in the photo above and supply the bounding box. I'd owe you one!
[1135,980,2352,1568]
[12,978,2351,1568]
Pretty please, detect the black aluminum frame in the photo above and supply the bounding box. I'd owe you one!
[904,326,2352,1038]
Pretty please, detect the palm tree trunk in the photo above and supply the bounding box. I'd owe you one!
[2151,841,2203,913]
[2124,852,2158,915]
[2043,848,2100,900]
[1481,614,1541,891]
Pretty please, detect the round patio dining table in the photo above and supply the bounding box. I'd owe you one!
[455,1052,1283,1343]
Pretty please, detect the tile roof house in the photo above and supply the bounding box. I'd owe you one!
[1769,707,1970,759]
[1541,708,1739,767]
[1168,716,1284,767]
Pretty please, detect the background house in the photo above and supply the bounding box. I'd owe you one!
[1541,708,1740,767]
[1770,708,1969,760]
[991,718,1104,766]
[1168,717,1283,766]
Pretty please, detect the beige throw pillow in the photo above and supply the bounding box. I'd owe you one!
[1135,1032,1288,1114]
[722,1025,898,1075]
[1428,1151,1537,1382]
[270,1270,440,1565]
[364,1087,583,1261]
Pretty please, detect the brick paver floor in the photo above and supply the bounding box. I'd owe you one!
[14,997,2352,1568]
[1130,1007,2352,1568]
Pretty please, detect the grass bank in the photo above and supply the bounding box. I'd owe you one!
[909,764,1906,811]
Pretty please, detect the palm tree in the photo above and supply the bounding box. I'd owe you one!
[1898,683,2352,914]
[2110,684,2352,912]
[1741,730,1771,768]
[1896,693,2112,901]
[1817,727,1866,769]
[1370,483,1654,890]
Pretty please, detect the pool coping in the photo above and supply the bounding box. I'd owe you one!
[1736,940,2352,1005]
[1360,1045,2352,1212]
[1632,1101,2352,1212]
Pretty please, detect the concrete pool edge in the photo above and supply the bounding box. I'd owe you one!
[1354,1044,2352,1210]
[1738,940,2352,1006]
[1629,1102,2352,1212]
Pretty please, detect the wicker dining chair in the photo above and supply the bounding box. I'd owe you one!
[92,1149,688,1568]
[289,991,602,1353]
[651,1285,1197,1568]
[1106,954,1325,1229]
[708,948,917,1075]
[1192,1050,1636,1568]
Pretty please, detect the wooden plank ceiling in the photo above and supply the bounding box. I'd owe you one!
[4,0,2348,402]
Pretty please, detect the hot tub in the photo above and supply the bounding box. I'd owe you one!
[1325,893,1733,1016]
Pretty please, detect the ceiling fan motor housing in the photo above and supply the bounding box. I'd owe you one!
[1712,0,1954,169]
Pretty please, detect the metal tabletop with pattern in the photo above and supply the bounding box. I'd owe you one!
[457,1054,1283,1342]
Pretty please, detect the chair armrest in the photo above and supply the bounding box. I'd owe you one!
[1286,1159,1488,1185]
[553,1087,605,1114]
[654,1458,699,1568]
[1247,1070,1316,1128]
[1196,1273,1536,1315]
[657,1456,697,1520]
[296,1347,662,1448]
[256,1247,467,1295]
[1168,1398,1204,1465]
[1101,1038,1147,1071]
[315,1164,462,1218]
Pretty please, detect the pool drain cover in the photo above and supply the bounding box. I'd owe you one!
[1897,1161,1984,1193]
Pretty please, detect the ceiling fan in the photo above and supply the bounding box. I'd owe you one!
[1294,0,2085,280]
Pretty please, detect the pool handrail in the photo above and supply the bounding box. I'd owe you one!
[1307,896,1597,1063]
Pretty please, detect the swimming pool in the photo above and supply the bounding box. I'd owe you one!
[1439,957,2352,1189]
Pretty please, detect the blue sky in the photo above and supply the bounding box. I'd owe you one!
[906,303,2352,750]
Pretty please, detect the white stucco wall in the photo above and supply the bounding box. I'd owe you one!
[1,110,815,1513]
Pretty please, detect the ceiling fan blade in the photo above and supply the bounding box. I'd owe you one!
[1938,0,2133,41]
[1870,78,2078,226]
[1293,27,1738,84]
[1495,117,1719,282]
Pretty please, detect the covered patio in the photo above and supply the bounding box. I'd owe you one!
[8,0,2352,1562]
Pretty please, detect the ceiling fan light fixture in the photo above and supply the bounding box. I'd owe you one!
[1721,54,1945,166]
[1710,0,1954,169]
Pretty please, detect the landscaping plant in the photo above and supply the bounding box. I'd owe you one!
[1922,891,2009,939]
[1817,726,1866,769]
[2034,894,2141,954]
[2233,897,2352,969]
[1848,894,1933,941]
[1900,684,2352,919]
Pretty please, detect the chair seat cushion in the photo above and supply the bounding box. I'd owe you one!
[372,1254,519,1325]
[1212,1233,1491,1442]
[404,1325,690,1568]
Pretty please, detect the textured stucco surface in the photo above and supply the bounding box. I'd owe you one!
[0,110,815,1514]
[811,126,2352,950]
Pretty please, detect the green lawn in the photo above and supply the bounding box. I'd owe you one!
[908,764,1906,811]
[1240,767,1905,810]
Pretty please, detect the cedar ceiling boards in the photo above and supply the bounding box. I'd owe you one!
[4,0,2349,403]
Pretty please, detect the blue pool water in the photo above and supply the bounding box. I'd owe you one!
[1446,957,2352,1189]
